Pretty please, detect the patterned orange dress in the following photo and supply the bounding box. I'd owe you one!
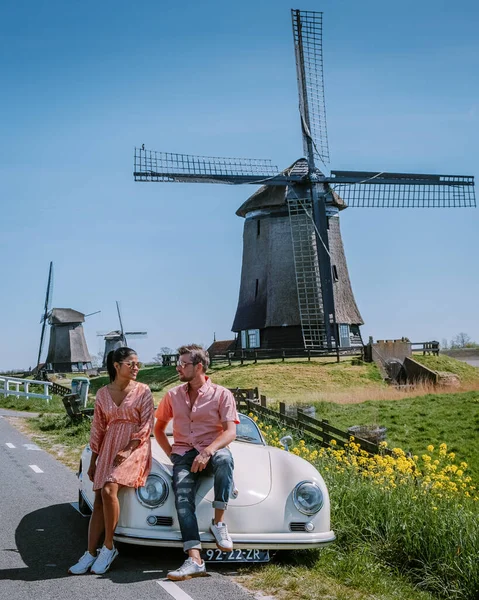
[89,382,154,491]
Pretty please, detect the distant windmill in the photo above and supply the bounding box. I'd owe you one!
[36,262,100,372]
[133,9,476,352]
[98,301,147,367]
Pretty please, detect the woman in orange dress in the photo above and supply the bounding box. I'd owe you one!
[69,347,154,575]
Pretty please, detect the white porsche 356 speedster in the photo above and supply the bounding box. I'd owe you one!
[78,413,335,562]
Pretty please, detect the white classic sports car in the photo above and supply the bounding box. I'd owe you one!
[78,413,335,562]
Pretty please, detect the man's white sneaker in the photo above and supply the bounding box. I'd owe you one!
[90,545,119,574]
[68,550,97,575]
[167,558,207,581]
[210,520,233,551]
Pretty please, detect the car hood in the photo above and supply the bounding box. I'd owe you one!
[152,439,272,507]
[197,441,272,507]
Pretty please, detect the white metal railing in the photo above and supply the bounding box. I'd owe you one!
[0,376,52,402]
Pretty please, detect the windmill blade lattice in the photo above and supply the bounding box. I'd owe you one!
[134,148,282,185]
[292,9,330,166]
[36,261,53,367]
[326,171,476,208]
[116,301,127,345]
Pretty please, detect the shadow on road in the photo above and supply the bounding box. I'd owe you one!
[0,502,186,582]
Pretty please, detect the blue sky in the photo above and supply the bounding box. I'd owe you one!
[1,0,478,371]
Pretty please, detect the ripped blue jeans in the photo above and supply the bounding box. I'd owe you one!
[171,448,234,551]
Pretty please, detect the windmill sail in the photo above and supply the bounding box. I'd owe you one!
[116,301,126,345]
[134,149,284,184]
[326,171,476,208]
[292,9,330,167]
[36,261,53,368]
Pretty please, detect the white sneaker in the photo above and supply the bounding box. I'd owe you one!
[167,557,207,581]
[90,545,119,574]
[68,550,97,575]
[210,520,233,551]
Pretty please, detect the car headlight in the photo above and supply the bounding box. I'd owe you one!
[292,481,323,515]
[136,474,169,508]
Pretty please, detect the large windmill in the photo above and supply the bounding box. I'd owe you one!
[133,9,476,352]
[98,301,147,367]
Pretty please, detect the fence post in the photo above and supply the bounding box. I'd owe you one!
[254,351,257,364]
[308,350,311,362]
[260,394,266,407]
[279,402,285,415]
[282,350,285,362]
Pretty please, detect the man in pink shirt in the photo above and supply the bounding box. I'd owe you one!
[154,344,239,581]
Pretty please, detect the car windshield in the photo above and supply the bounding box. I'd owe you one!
[236,413,264,445]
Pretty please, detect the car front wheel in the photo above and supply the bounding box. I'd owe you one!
[78,489,92,516]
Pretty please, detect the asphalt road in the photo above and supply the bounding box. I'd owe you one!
[0,411,257,600]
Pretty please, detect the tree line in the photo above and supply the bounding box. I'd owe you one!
[441,332,479,350]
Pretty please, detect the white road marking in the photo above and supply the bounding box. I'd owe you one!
[6,443,16,448]
[23,443,42,451]
[29,465,44,473]
[143,570,164,573]
[157,580,197,600]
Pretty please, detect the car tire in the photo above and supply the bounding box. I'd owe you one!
[78,489,92,516]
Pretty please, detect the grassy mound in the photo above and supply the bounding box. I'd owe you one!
[413,354,479,383]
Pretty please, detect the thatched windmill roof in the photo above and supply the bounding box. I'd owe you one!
[48,308,85,324]
[236,159,346,217]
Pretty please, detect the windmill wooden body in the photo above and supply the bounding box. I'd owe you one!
[45,308,93,372]
[98,301,147,367]
[133,9,476,352]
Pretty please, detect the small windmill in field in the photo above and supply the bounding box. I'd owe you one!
[97,301,147,367]
[133,9,475,352]
[36,262,99,372]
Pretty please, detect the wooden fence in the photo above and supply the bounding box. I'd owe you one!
[47,381,72,397]
[233,389,392,457]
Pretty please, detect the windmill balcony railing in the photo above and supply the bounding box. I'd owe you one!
[0,376,52,402]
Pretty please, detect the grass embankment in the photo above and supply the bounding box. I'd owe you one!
[308,390,479,482]
[0,393,65,413]
[88,357,386,404]
[413,353,479,383]
[88,365,178,400]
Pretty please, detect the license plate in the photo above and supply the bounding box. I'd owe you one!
[202,548,270,563]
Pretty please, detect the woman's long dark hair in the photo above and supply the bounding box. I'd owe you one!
[106,347,137,382]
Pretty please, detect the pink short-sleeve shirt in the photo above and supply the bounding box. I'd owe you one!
[155,377,239,455]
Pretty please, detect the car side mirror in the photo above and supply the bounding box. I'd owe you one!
[279,435,293,451]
